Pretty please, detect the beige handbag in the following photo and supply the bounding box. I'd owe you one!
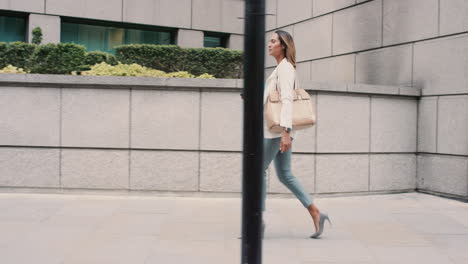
[265,74,316,133]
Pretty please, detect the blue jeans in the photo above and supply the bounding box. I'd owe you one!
[262,137,313,211]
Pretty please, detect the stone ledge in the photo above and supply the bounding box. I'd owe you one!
[0,73,421,96]
[0,74,241,90]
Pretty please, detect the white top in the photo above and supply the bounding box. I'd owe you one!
[263,57,299,140]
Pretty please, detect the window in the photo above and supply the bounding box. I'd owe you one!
[61,18,175,54]
[0,13,26,43]
[204,32,228,48]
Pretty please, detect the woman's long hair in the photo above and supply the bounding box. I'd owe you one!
[275,30,296,69]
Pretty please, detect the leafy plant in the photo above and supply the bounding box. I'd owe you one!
[0,42,35,69]
[29,43,86,74]
[76,62,215,78]
[84,51,118,67]
[31,27,43,45]
[0,65,27,73]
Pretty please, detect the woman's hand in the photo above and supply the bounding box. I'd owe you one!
[280,131,292,153]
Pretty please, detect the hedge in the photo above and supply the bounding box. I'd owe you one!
[84,51,118,67]
[0,42,243,77]
[115,44,243,78]
[29,43,86,74]
[0,42,35,70]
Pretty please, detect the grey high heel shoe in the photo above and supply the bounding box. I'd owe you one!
[310,212,332,239]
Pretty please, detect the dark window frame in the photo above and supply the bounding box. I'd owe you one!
[60,17,177,53]
[0,10,28,43]
[203,31,229,48]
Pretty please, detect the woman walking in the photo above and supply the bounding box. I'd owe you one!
[262,30,331,239]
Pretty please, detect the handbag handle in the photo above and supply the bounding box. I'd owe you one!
[275,70,297,93]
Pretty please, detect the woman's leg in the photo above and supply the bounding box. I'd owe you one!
[262,137,281,212]
[273,144,313,208]
[273,142,321,232]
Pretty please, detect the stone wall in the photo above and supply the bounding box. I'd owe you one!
[0,74,427,198]
[265,0,468,200]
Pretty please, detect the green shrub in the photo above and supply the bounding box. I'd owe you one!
[29,43,86,74]
[84,51,118,67]
[115,44,243,78]
[184,47,243,78]
[0,42,241,77]
[31,27,43,45]
[77,62,215,78]
[115,44,185,73]
[0,42,35,69]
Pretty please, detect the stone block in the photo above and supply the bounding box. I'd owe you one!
[28,14,60,44]
[46,0,122,22]
[414,34,468,95]
[417,97,437,153]
[383,0,438,45]
[311,54,355,83]
[61,149,129,189]
[192,0,222,31]
[313,0,355,16]
[228,34,243,50]
[332,0,382,54]
[177,29,204,48]
[222,0,244,34]
[437,95,468,155]
[0,147,59,187]
[417,155,468,196]
[440,0,468,35]
[316,154,369,193]
[62,88,129,148]
[0,0,44,13]
[130,150,198,191]
[131,89,199,150]
[200,91,242,151]
[266,0,277,31]
[277,0,312,27]
[294,14,332,61]
[268,153,315,195]
[369,154,416,191]
[356,44,412,86]
[200,152,242,192]
[296,61,311,82]
[316,94,370,152]
[370,97,417,152]
[0,87,60,146]
[155,0,192,28]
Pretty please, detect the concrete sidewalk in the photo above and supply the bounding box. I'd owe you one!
[1,191,467,264]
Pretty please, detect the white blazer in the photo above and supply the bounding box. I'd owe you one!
[263,57,298,140]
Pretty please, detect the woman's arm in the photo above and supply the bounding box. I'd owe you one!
[277,62,295,130]
[277,62,295,152]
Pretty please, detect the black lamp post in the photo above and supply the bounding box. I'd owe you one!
[241,0,266,263]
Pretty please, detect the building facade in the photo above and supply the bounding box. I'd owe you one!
[0,0,245,52]
[265,0,468,200]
